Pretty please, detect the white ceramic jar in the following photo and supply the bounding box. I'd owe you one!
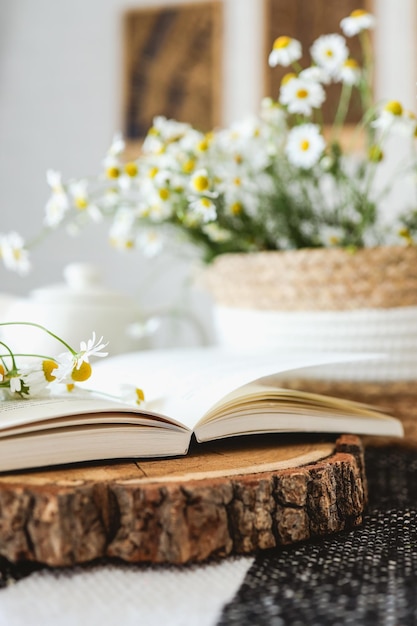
[1,263,145,356]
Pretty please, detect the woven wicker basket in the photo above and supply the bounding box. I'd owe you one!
[202,246,417,311]
[202,246,417,444]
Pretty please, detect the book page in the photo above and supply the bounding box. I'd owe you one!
[90,346,386,430]
[0,395,190,435]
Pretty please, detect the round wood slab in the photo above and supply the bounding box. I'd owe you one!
[0,434,366,567]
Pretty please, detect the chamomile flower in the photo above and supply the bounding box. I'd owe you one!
[260,98,287,127]
[279,77,325,116]
[189,197,217,223]
[299,66,331,85]
[202,223,232,243]
[285,124,325,169]
[319,225,346,247]
[137,228,164,257]
[69,180,102,223]
[189,169,217,197]
[103,133,125,179]
[372,101,416,136]
[78,332,108,364]
[268,36,302,67]
[340,9,375,37]
[109,207,136,250]
[310,34,349,78]
[0,231,31,275]
[338,58,361,86]
[118,384,146,407]
[52,334,107,384]
[44,169,70,227]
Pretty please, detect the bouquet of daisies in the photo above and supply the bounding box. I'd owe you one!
[2,8,417,274]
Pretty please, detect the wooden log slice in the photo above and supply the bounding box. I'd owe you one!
[0,434,366,567]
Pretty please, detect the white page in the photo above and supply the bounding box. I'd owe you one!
[0,395,189,433]
[90,346,386,430]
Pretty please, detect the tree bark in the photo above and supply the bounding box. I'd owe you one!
[0,435,366,567]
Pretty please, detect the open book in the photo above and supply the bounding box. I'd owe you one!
[0,347,403,472]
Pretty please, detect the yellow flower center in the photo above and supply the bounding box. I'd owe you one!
[281,72,296,86]
[182,158,196,173]
[385,100,403,116]
[136,388,145,405]
[300,140,310,151]
[158,188,170,201]
[398,228,414,245]
[200,198,212,209]
[125,162,138,177]
[197,138,210,152]
[148,166,159,179]
[273,36,292,50]
[67,383,75,392]
[296,89,309,99]
[71,361,92,382]
[234,153,243,164]
[0,364,5,379]
[351,9,368,18]
[344,58,359,69]
[193,175,209,192]
[106,166,120,179]
[42,359,58,382]
[325,49,334,58]
[75,197,88,209]
[368,145,384,162]
[230,201,243,215]
[233,177,242,187]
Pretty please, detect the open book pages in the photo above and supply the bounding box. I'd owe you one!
[0,346,403,472]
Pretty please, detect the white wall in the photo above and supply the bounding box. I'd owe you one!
[0,0,416,344]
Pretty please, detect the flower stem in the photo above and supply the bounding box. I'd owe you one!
[0,322,75,354]
[0,341,17,370]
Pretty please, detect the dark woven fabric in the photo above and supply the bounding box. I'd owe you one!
[218,446,417,625]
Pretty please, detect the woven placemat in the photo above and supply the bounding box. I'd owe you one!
[218,445,417,625]
[202,246,417,311]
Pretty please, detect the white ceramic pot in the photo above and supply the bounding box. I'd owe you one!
[1,263,147,357]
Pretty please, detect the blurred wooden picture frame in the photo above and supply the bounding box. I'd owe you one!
[123,1,222,143]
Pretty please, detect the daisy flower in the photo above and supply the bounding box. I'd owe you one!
[103,133,125,179]
[268,36,302,67]
[189,197,217,223]
[202,223,232,243]
[319,225,346,247]
[52,333,108,384]
[44,169,70,227]
[189,169,217,198]
[299,66,331,85]
[285,124,325,169]
[340,9,375,37]
[372,101,417,137]
[118,384,146,407]
[0,231,31,275]
[279,77,326,116]
[338,58,361,86]
[78,332,108,364]
[69,180,102,223]
[310,34,349,78]
[137,228,165,257]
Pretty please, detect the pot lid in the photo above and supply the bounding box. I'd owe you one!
[30,263,136,308]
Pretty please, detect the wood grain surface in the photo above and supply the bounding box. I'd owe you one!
[0,434,366,567]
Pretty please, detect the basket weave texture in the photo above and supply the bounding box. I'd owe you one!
[202,246,417,311]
